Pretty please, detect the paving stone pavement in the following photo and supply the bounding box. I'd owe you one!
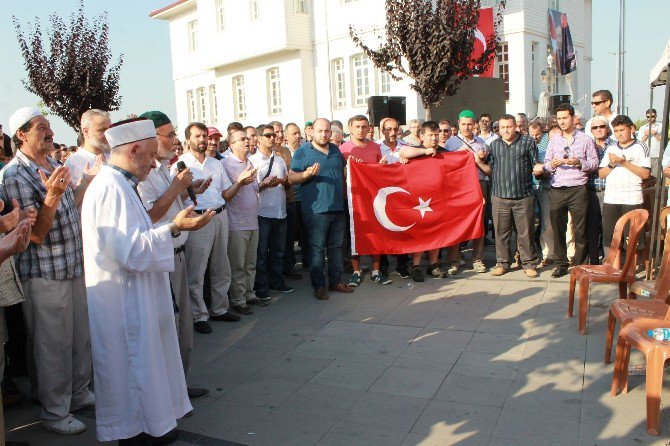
[5,252,670,445]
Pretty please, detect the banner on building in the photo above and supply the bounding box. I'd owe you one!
[548,9,577,75]
[471,7,495,78]
[347,152,484,255]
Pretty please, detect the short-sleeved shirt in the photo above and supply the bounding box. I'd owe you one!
[291,142,345,214]
[639,123,662,158]
[599,141,651,205]
[339,141,382,163]
[0,151,83,281]
[249,150,287,219]
[64,148,109,186]
[379,140,404,164]
[172,151,231,210]
[136,159,188,248]
[445,134,489,181]
[276,146,295,203]
[222,154,259,231]
[486,134,540,199]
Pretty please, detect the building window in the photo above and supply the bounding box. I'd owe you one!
[250,0,259,21]
[267,68,282,116]
[380,70,391,94]
[216,0,225,31]
[197,87,207,123]
[294,0,307,13]
[186,90,196,122]
[187,20,198,52]
[548,0,562,10]
[209,84,218,124]
[351,54,370,107]
[497,42,509,101]
[233,76,247,120]
[531,41,538,100]
[331,58,346,109]
[342,0,359,4]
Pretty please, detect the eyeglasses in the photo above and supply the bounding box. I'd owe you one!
[563,146,570,159]
[591,125,607,130]
[591,100,606,106]
[262,133,276,138]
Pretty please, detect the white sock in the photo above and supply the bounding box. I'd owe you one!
[372,270,380,275]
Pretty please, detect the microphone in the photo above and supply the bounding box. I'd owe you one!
[176,161,198,206]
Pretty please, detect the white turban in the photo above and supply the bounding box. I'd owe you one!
[9,107,43,136]
[104,118,156,149]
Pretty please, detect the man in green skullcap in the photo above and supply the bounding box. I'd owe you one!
[136,110,212,402]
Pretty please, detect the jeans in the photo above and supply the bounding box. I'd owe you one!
[254,216,287,292]
[283,201,298,274]
[302,211,345,290]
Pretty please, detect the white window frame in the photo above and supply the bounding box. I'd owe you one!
[250,0,259,21]
[209,84,218,124]
[294,0,308,14]
[266,67,282,116]
[233,76,247,120]
[497,42,509,101]
[531,41,538,100]
[187,20,198,52]
[197,87,207,123]
[331,58,346,109]
[186,90,195,122]
[548,0,562,11]
[216,0,225,31]
[351,54,370,107]
[379,70,391,95]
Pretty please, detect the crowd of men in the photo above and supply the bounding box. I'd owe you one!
[0,86,662,445]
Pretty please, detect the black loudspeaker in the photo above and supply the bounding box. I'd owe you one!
[548,95,571,115]
[367,96,389,126]
[388,96,406,125]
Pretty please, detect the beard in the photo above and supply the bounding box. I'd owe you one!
[89,137,110,153]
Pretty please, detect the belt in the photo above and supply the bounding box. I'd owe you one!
[174,245,185,254]
[551,185,584,190]
[194,205,225,215]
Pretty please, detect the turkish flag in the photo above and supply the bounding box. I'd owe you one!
[471,7,495,78]
[348,152,484,255]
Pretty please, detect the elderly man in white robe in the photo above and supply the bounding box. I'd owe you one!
[81,118,215,445]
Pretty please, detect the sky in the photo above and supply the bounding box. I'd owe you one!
[0,0,668,144]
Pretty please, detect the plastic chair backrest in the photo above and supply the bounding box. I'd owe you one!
[653,206,670,284]
[603,209,649,274]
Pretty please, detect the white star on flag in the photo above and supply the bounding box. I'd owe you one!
[413,197,433,218]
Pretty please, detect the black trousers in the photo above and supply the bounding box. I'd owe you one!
[550,186,588,268]
[601,202,643,247]
[585,188,604,264]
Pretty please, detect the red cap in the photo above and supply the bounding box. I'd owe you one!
[207,127,222,138]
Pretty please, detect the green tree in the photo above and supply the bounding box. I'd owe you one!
[13,0,123,132]
[350,0,505,120]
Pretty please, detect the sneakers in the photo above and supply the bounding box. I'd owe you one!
[472,260,487,273]
[427,264,446,279]
[394,267,410,279]
[247,297,270,307]
[71,389,95,411]
[410,266,424,282]
[371,272,392,285]
[348,271,362,287]
[524,268,539,278]
[270,285,294,293]
[447,264,459,276]
[490,265,508,276]
[42,414,86,435]
[232,304,253,315]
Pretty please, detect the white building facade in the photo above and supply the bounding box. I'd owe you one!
[151,0,592,132]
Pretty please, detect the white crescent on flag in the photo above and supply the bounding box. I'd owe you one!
[373,187,416,232]
[474,28,486,51]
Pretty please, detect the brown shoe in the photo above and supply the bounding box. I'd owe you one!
[314,287,329,300]
[523,268,538,278]
[328,283,354,293]
[490,265,508,276]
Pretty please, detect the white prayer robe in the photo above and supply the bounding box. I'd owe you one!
[81,165,191,441]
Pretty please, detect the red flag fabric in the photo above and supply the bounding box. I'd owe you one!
[471,7,495,78]
[347,152,484,255]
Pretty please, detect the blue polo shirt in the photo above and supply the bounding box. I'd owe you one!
[291,142,345,214]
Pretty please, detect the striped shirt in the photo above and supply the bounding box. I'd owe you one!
[486,134,540,199]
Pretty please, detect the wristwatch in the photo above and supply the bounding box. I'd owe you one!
[607,163,615,169]
[168,220,181,238]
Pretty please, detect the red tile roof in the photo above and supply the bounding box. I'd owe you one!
[149,0,189,17]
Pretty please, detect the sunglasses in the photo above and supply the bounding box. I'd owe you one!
[647,115,657,118]
[591,125,607,130]
[591,100,606,105]
[439,129,450,133]
[262,133,276,138]
[233,137,249,143]
[563,146,570,159]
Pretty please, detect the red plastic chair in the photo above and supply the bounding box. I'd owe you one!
[568,209,649,334]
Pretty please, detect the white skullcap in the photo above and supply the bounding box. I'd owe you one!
[104,118,156,149]
[9,107,43,136]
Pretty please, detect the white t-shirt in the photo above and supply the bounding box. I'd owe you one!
[599,141,651,205]
[249,151,287,219]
